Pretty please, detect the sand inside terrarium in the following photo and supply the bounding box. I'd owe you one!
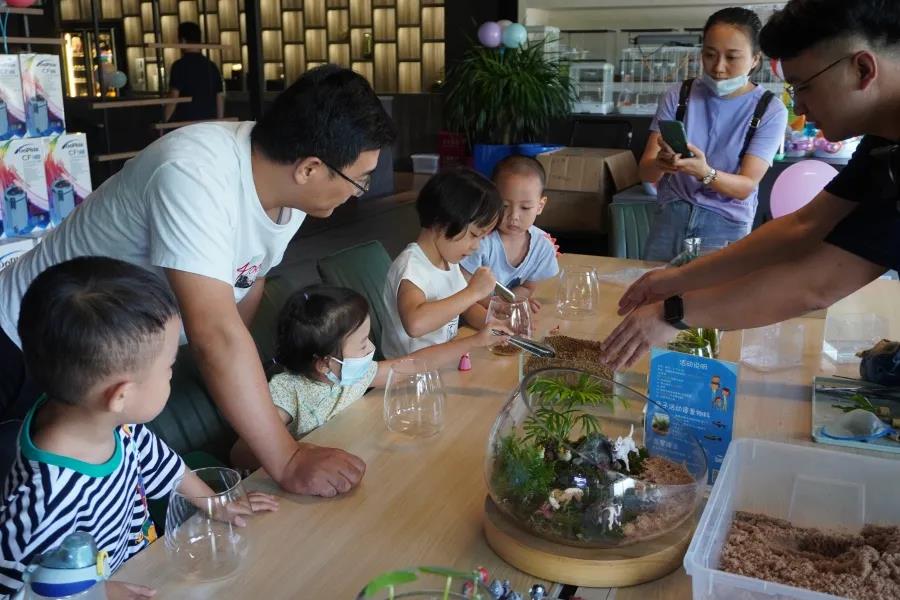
[524,336,614,380]
[720,511,900,599]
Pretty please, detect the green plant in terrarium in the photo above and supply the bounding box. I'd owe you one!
[359,566,486,600]
[667,327,720,358]
[521,372,623,445]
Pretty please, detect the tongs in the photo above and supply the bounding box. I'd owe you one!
[491,329,556,358]
[815,376,900,402]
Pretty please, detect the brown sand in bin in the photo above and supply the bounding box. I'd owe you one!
[720,511,900,599]
[525,336,613,380]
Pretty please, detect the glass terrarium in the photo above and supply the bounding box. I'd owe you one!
[486,368,707,548]
[356,567,492,599]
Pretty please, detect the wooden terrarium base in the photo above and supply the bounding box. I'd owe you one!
[483,496,696,588]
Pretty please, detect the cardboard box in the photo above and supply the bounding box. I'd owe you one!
[19,54,65,137]
[0,55,26,141]
[537,147,639,193]
[536,147,640,234]
[44,133,92,226]
[0,137,49,238]
[0,236,34,271]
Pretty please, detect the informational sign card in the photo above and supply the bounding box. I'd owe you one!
[645,348,739,485]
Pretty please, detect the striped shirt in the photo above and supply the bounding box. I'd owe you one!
[0,402,185,598]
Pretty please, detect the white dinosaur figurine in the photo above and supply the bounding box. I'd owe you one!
[613,424,639,472]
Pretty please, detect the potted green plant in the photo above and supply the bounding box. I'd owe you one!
[442,35,575,176]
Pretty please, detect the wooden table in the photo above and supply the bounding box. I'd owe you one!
[116,255,898,598]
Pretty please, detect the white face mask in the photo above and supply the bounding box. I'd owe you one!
[701,72,750,97]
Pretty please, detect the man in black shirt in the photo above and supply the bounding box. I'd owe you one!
[600,0,900,369]
[164,22,224,122]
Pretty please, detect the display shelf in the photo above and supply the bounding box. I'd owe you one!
[305,28,327,60]
[59,0,444,93]
[5,36,63,45]
[349,0,371,26]
[261,0,282,28]
[397,26,419,60]
[373,7,395,41]
[179,1,199,23]
[92,96,191,109]
[305,0,326,26]
[350,27,373,60]
[262,30,283,60]
[284,43,306,82]
[2,6,43,15]
[283,11,304,42]
[328,42,350,66]
[374,41,396,91]
[327,8,349,42]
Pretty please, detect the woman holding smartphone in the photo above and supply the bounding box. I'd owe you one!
[639,7,788,262]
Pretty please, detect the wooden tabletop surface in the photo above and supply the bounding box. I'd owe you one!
[116,254,896,598]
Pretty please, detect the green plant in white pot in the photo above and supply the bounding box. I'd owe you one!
[442,35,575,176]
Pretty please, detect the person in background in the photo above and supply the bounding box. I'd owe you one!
[0,66,396,499]
[0,257,277,599]
[164,22,224,122]
[231,285,506,470]
[462,155,559,322]
[639,7,788,261]
[381,169,502,359]
[600,0,900,370]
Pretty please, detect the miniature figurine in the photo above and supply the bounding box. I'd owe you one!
[529,584,547,600]
[475,566,490,585]
[459,353,472,371]
[548,487,584,510]
[489,579,505,599]
[612,424,638,472]
[601,502,623,531]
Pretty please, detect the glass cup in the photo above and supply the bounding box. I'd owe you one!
[383,359,444,438]
[486,296,532,356]
[164,467,250,582]
[556,265,601,319]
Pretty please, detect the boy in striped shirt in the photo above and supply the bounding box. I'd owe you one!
[0,257,278,599]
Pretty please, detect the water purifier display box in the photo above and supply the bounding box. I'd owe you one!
[0,236,34,272]
[0,55,26,140]
[19,54,65,137]
[0,138,49,238]
[44,133,91,226]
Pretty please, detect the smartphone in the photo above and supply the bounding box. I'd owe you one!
[658,120,694,158]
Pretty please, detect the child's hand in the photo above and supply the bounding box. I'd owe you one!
[105,581,156,599]
[475,325,510,348]
[212,491,280,527]
[467,266,497,299]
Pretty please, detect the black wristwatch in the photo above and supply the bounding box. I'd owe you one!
[663,295,691,330]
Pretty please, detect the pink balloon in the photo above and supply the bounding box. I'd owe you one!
[770,160,839,218]
[5,0,38,6]
[478,22,502,48]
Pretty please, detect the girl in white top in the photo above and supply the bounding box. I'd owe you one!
[381,169,504,358]
[230,285,504,470]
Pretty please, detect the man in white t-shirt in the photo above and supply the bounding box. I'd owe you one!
[0,65,396,497]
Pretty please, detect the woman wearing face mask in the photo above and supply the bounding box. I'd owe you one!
[230,284,506,470]
[639,7,788,262]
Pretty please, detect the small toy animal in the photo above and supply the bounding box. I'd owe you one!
[612,425,638,472]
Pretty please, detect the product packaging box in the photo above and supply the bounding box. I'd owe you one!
[0,236,34,271]
[0,55,26,141]
[0,137,49,238]
[536,147,641,234]
[44,133,92,226]
[19,54,65,138]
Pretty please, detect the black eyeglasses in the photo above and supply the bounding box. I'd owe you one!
[786,55,852,100]
[320,159,370,197]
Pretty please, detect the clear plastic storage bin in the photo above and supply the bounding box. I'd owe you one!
[822,313,886,363]
[684,438,900,600]
[410,153,439,174]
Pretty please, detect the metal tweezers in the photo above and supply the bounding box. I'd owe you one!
[491,329,556,358]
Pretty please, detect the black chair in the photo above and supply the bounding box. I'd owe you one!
[570,118,634,150]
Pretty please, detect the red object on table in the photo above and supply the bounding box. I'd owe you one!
[438,130,468,170]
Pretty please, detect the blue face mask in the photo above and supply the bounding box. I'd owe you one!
[325,349,375,386]
[701,72,749,97]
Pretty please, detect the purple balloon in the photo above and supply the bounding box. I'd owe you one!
[478,22,502,48]
[770,160,839,218]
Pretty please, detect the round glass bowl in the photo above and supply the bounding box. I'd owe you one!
[485,368,707,548]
